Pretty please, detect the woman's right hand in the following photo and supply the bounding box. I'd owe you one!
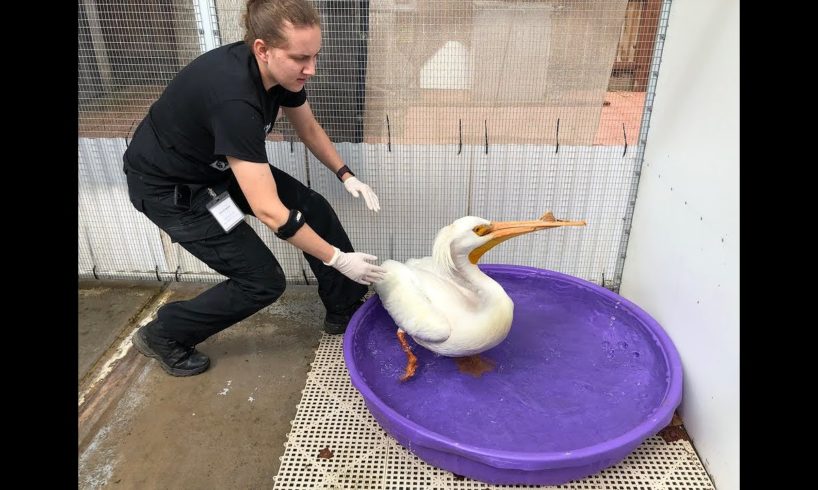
[323,247,386,285]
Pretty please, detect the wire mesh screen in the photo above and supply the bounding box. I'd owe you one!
[78,0,669,290]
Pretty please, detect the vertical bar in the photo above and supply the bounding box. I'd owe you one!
[194,0,219,53]
[633,0,662,91]
[83,0,113,92]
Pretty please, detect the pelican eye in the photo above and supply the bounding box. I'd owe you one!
[473,224,491,236]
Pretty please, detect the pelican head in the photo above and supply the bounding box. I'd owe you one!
[432,213,587,272]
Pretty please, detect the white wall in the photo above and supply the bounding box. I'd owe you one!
[619,1,739,489]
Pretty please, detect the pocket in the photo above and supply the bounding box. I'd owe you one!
[126,180,145,213]
[129,197,145,213]
[173,184,192,209]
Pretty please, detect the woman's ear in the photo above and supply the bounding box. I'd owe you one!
[252,39,268,61]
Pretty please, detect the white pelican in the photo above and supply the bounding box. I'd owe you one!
[373,212,586,381]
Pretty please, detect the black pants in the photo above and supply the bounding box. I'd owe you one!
[125,164,367,347]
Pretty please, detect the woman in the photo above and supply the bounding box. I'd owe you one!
[123,0,384,376]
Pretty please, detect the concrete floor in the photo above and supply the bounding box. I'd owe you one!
[78,280,327,489]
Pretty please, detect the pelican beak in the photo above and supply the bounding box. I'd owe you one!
[469,212,586,264]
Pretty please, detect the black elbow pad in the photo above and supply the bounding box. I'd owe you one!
[274,209,306,240]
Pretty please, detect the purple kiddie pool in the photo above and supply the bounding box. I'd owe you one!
[343,265,683,485]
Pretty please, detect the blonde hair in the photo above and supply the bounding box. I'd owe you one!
[243,0,321,48]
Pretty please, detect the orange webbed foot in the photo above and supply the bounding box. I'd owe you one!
[397,329,417,381]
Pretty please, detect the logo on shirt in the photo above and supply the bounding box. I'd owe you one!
[210,159,229,171]
[264,122,272,133]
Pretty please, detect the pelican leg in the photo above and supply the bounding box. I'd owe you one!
[397,329,417,381]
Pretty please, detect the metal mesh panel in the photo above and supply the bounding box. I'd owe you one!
[78,0,670,291]
[273,335,715,489]
[78,0,201,138]
[363,0,626,145]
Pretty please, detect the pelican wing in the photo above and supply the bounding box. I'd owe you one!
[374,260,452,343]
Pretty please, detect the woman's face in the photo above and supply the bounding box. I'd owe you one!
[260,23,321,92]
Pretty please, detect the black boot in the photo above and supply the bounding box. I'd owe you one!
[323,299,366,335]
[132,320,210,376]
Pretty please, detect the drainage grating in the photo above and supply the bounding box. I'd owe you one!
[273,336,714,490]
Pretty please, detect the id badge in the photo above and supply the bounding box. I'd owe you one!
[206,191,244,233]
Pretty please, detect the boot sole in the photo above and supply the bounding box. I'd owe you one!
[132,327,210,377]
[323,321,347,335]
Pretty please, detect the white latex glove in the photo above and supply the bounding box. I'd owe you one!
[323,246,387,285]
[343,176,381,212]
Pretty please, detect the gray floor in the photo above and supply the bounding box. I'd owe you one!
[78,279,327,489]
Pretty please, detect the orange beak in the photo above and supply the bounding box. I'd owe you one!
[468,212,586,264]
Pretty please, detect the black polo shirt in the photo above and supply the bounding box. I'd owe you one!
[124,41,306,187]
